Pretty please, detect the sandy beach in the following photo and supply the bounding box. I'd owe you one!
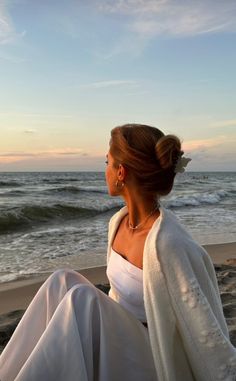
[1,242,236,353]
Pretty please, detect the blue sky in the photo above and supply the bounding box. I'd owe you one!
[0,0,236,171]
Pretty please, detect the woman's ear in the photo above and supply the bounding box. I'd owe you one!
[117,164,126,181]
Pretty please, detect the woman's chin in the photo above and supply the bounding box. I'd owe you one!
[108,188,118,197]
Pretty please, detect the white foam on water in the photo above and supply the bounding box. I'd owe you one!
[166,190,229,208]
[0,273,19,283]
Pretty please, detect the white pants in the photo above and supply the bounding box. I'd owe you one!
[0,269,157,381]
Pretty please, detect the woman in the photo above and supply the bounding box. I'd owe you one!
[0,124,235,381]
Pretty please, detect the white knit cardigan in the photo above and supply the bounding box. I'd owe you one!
[107,206,236,381]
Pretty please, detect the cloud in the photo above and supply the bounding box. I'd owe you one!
[98,0,236,37]
[24,129,37,134]
[182,136,226,153]
[210,119,236,128]
[98,0,169,14]
[0,1,25,45]
[56,150,83,156]
[79,80,138,90]
[42,0,236,60]
[182,134,236,170]
[0,112,73,119]
[0,148,100,172]
[93,0,236,59]
[0,1,13,44]
[0,148,86,163]
[183,135,236,157]
[0,152,37,158]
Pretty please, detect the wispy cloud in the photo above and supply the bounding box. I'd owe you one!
[0,1,25,45]
[24,129,37,134]
[0,112,73,119]
[43,1,236,60]
[0,148,86,163]
[98,0,236,37]
[98,0,169,14]
[0,1,13,44]
[183,136,226,152]
[0,152,37,158]
[91,0,236,59]
[183,134,236,159]
[210,119,236,128]
[182,134,236,169]
[79,80,138,90]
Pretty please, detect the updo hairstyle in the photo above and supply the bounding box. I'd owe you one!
[110,124,183,196]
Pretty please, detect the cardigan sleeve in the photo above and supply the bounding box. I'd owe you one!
[160,237,236,381]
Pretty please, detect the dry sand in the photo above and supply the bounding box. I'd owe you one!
[0,266,108,315]
[0,242,236,353]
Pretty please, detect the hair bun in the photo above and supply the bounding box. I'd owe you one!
[110,124,183,196]
[155,134,182,170]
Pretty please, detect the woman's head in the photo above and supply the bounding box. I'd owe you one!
[108,123,183,197]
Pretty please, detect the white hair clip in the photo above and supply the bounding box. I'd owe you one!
[174,155,192,173]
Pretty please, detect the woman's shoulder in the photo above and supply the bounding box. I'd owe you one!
[153,207,208,263]
[145,208,217,294]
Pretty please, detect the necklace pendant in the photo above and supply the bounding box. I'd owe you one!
[128,204,159,230]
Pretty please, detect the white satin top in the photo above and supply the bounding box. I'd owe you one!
[106,248,147,323]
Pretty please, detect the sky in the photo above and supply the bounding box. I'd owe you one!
[0,0,236,171]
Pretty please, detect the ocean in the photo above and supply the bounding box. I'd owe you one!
[0,171,235,283]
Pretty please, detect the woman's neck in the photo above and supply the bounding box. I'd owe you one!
[122,192,159,230]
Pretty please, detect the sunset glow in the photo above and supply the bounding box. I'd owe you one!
[1,0,236,171]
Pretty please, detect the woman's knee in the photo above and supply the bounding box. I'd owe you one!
[45,268,71,285]
[45,269,91,294]
[68,283,99,308]
[49,268,75,279]
[48,268,85,284]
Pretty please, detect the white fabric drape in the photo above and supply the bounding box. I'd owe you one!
[0,269,157,381]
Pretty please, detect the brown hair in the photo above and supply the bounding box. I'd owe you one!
[110,124,183,196]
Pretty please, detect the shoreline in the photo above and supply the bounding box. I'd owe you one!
[0,242,236,314]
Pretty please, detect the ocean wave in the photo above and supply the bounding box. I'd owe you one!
[166,190,229,208]
[44,185,107,195]
[44,186,81,194]
[78,186,107,194]
[0,273,19,283]
[0,181,22,187]
[41,177,79,184]
[0,190,25,197]
[0,203,118,234]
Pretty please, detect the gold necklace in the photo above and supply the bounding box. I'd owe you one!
[128,204,159,230]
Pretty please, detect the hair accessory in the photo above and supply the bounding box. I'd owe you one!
[174,155,192,174]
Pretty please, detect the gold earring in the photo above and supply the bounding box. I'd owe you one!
[115,180,124,188]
